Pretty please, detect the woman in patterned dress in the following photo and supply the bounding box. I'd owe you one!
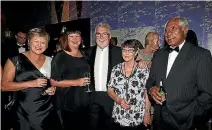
[108,39,151,130]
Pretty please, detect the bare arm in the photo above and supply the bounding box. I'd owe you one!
[108,88,130,110]
[145,90,151,111]
[108,88,120,103]
[1,59,46,91]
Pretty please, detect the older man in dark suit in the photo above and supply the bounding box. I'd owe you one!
[146,17,212,130]
[85,22,123,130]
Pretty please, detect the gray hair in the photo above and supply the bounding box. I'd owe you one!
[95,22,111,35]
[165,17,189,29]
[179,17,189,27]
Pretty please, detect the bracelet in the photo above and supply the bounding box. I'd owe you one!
[145,108,151,113]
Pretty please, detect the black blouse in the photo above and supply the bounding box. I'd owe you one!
[51,50,91,111]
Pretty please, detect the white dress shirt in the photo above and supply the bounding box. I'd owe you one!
[166,41,185,78]
[94,46,109,91]
[17,43,26,53]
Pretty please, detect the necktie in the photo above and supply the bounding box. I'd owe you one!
[167,46,179,53]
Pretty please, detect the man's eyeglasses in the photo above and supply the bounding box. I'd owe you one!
[122,48,135,53]
[96,32,109,38]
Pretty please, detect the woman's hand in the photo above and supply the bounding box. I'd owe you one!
[50,79,59,86]
[138,60,148,69]
[50,78,90,88]
[31,78,47,87]
[147,61,152,68]
[44,86,56,95]
[76,77,90,87]
[143,112,152,127]
[117,98,130,110]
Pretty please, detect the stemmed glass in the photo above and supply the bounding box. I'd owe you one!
[84,72,91,93]
[41,72,50,96]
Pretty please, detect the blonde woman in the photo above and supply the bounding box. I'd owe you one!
[1,28,61,130]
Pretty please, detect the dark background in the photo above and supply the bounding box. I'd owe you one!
[1,1,51,32]
[1,1,91,57]
[45,18,91,56]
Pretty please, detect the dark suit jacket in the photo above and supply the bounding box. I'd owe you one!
[85,44,123,90]
[146,42,212,130]
[2,39,29,66]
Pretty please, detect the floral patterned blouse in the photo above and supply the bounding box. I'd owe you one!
[108,63,149,127]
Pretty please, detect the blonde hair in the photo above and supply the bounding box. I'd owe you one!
[28,28,50,42]
[145,32,159,47]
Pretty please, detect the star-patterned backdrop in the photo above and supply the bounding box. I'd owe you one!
[72,1,211,52]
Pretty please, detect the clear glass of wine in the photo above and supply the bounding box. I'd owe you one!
[41,72,50,96]
[84,72,91,93]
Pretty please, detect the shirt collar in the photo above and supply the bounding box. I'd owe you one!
[17,42,26,47]
[178,40,185,51]
[170,40,185,51]
[97,45,109,52]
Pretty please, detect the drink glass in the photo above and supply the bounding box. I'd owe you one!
[41,73,50,96]
[84,72,91,93]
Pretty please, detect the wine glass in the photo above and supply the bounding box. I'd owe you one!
[84,72,91,93]
[41,72,50,96]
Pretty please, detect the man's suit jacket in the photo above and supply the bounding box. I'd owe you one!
[146,42,212,130]
[2,39,29,66]
[85,44,123,90]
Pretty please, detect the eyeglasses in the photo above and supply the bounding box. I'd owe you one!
[96,32,109,38]
[122,48,135,53]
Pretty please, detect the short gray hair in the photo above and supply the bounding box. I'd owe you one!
[165,17,189,28]
[95,22,111,35]
[179,17,189,27]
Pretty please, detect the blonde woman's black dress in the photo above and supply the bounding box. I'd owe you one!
[10,54,61,130]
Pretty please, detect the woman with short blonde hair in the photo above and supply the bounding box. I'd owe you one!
[1,28,62,130]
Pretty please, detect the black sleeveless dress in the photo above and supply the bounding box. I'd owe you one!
[10,54,62,130]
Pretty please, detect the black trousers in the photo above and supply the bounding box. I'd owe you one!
[61,109,89,130]
[89,92,114,130]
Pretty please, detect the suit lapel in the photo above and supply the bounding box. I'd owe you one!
[161,47,170,81]
[107,44,113,84]
[90,45,97,90]
[166,42,191,80]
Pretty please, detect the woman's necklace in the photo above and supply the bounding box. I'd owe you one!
[124,62,136,102]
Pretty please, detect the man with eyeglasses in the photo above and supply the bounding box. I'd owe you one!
[85,22,123,130]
